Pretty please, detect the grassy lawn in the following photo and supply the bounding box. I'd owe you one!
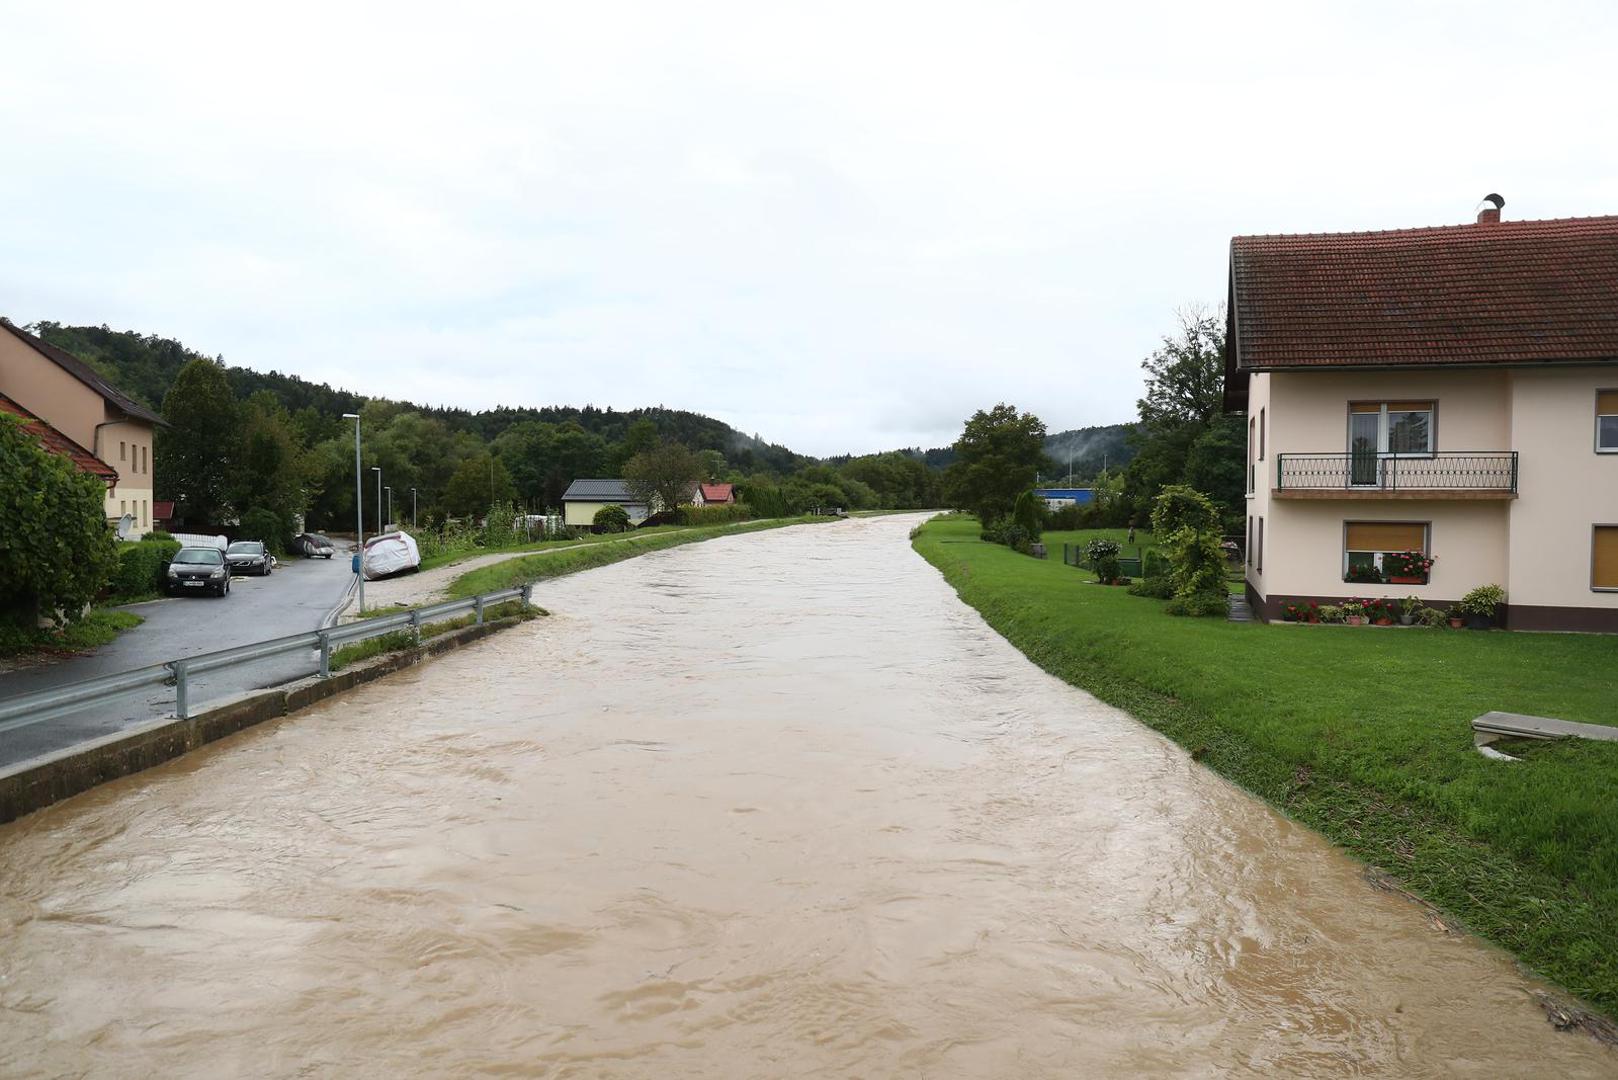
[0,609,145,657]
[914,515,1618,1017]
[415,525,698,574]
[448,515,830,597]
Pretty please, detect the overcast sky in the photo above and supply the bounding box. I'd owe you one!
[3,2,1615,456]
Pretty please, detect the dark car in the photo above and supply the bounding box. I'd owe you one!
[165,547,231,596]
[226,540,273,576]
[294,532,336,558]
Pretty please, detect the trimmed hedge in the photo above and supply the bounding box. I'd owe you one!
[678,503,752,526]
[108,538,182,602]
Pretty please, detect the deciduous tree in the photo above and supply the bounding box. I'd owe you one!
[943,404,1048,526]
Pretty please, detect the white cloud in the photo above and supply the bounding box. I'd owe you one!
[2,0,1614,455]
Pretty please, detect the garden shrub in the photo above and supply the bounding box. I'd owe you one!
[1418,606,1449,628]
[1127,575,1176,599]
[238,507,290,554]
[1142,549,1170,578]
[1149,484,1221,538]
[1003,524,1033,554]
[108,538,182,601]
[1162,524,1227,599]
[1011,489,1045,542]
[979,520,1009,544]
[1085,537,1122,583]
[1046,505,1082,531]
[1164,590,1230,617]
[593,505,632,533]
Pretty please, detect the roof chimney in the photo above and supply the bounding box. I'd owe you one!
[1477,192,1505,224]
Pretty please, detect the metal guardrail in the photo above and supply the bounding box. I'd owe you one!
[0,584,531,734]
[1275,451,1518,493]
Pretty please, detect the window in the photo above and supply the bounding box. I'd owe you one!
[1598,391,1618,453]
[1344,521,1429,583]
[1348,401,1434,456]
[1246,516,1253,566]
[120,500,127,515]
[1256,517,1264,574]
[1259,407,1266,460]
[120,441,127,461]
[142,500,148,527]
[143,445,148,473]
[1594,526,1618,591]
[1247,417,1256,494]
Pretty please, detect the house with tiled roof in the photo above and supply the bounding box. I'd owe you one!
[694,482,735,505]
[0,318,162,537]
[1225,197,1618,632]
[561,478,650,528]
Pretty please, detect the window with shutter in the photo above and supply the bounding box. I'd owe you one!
[1594,526,1618,590]
[1598,391,1618,453]
[1343,521,1429,584]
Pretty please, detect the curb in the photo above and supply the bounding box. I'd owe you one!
[0,616,524,825]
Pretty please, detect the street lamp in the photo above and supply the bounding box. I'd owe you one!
[410,487,417,530]
[371,467,382,537]
[342,413,364,613]
[385,485,392,531]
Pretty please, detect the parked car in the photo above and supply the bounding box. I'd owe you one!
[165,547,231,596]
[226,540,273,576]
[362,531,421,580]
[294,532,336,558]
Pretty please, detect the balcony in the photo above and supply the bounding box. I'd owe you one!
[1273,452,1518,499]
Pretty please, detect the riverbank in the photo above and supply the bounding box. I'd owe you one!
[447,515,833,596]
[912,515,1618,1021]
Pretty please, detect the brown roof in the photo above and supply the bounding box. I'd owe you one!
[0,318,163,426]
[0,392,118,484]
[699,482,735,503]
[1225,214,1618,408]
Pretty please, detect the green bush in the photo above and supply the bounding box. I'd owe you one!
[593,505,631,533]
[1149,484,1221,538]
[1011,489,1045,542]
[0,414,120,625]
[147,530,175,542]
[1085,538,1122,583]
[1164,589,1229,617]
[1047,504,1083,530]
[108,538,182,601]
[238,507,290,554]
[679,503,751,526]
[1142,549,1170,578]
[1127,575,1176,599]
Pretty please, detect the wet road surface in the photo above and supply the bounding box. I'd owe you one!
[0,552,353,767]
[0,515,1611,1077]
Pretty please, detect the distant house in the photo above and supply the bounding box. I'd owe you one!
[152,501,178,532]
[0,318,162,538]
[562,479,650,528]
[694,482,735,505]
[0,392,120,489]
[1033,487,1094,511]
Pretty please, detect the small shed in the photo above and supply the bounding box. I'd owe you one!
[562,479,650,528]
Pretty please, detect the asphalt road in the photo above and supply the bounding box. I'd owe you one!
[0,553,356,768]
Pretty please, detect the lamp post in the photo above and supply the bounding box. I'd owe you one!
[371,467,382,536]
[385,486,392,531]
[410,487,417,529]
[342,413,364,613]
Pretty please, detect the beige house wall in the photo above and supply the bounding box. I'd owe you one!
[563,500,648,528]
[1267,368,1512,458]
[1264,499,1509,602]
[100,417,154,537]
[1242,372,1273,602]
[0,331,103,448]
[1507,368,1618,611]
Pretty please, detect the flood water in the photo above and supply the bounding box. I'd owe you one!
[1,515,1611,1077]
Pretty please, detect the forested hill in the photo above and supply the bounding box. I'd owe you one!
[911,422,1138,478]
[28,322,806,473]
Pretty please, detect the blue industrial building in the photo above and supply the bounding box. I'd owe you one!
[1033,487,1095,509]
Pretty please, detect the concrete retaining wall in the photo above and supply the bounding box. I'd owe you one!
[0,617,524,824]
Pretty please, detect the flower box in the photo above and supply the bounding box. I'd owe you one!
[1387,575,1427,585]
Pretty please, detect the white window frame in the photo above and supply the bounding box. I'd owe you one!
[1347,402,1436,458]
[1597,391,1618,454]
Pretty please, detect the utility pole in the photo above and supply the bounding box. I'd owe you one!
[410,487,417,530]
[371,467,382,537]
[343,413,364,613]
[385,486,392,531]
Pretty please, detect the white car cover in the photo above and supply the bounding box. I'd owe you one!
[362,531,421,580]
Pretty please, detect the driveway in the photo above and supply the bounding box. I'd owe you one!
[0,552,355,768]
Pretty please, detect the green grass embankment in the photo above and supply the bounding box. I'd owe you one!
[447,516,829,597]
[0,610,144,658]
[913,516,1618,1017]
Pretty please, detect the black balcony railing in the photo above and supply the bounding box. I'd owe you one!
[1275,452,1518,493]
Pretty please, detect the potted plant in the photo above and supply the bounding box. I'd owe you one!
[1370,599,1395,626]
[1384,550,1436,585]
[1399,595,1421,626]
[1345,563,1385,585]
[1282,603,1302,622]
[1418,606,1448,628]
[1342,599,1367,626]
[1458,584,1506,630]
[1306,602,1321,624]
[1317,604,1344,624]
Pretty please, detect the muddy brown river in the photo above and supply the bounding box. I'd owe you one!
[1,515,1612,1077]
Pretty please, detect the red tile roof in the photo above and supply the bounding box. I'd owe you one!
[153,500,176,520]
[0,393,118,484]
[699,482,735,503]
[1226,215,1618,406]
